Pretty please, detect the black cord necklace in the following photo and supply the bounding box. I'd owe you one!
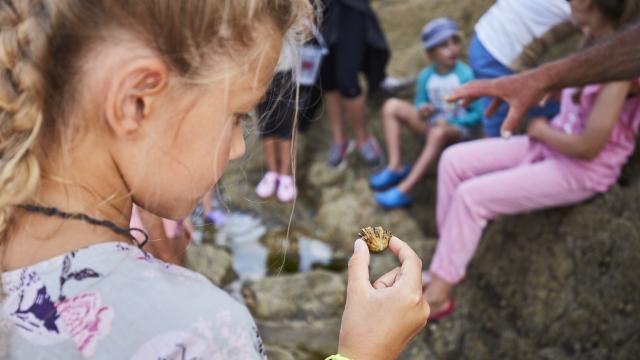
[17,204,149,249]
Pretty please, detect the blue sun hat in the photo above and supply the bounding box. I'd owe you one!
[421,17,460,50]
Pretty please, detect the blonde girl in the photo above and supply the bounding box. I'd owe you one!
[0,0,429,358]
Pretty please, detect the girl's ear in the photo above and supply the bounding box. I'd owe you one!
[105,57,168,138]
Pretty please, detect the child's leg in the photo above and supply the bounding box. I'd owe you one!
[324,91,346,145]
[277,138,293,176]
[397,123,459,193]
[276,137,297,202]
[436,137,531,231]
[262,137,278,173]
[430,160,596,288]
[256,137,280,199]
[344,94,369,146]
[381,98,427,171]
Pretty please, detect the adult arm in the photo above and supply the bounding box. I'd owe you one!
[527,81,631,160]
[449,23,640,135]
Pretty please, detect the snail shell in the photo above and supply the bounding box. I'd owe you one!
[358,226,391,252]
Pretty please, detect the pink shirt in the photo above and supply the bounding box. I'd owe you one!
[529,83,640,192]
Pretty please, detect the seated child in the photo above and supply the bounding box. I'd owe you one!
[370,17,482,209]
[423,0,640,320]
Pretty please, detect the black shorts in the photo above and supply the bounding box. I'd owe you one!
[320,4,366,98]
[257,72,321,139]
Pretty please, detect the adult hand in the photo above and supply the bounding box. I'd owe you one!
[526,117,551,141]
[447,70,549,136]
[337,237,430,360]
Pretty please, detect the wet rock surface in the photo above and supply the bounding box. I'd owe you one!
[185,244,237,287]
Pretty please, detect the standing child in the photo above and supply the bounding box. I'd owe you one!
[320,0,389,168]
[370,18,483,209]
[423,0,640,320]
[0,0,429,358]
[255,31,324,203]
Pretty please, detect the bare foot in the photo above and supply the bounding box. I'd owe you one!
[422,287,450,314]
[422,272,454,317]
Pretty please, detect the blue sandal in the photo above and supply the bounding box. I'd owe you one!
[369,165,410,191]
[374,187,413,209]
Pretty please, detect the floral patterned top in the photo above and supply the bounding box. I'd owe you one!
[1,242,267,359]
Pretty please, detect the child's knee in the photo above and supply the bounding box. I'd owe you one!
[453,181,486,217]
[427,125,447,140]
[382,98,402,118]
[438,143,467,173]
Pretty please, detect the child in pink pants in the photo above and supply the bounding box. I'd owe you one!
[424,79,640,318]
[423,0,640,320]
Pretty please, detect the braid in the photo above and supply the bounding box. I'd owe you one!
[0,0,51,243]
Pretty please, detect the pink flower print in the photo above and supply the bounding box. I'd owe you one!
[56,293,114,358]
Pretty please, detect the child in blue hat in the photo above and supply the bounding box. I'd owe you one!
[370,17,483,209]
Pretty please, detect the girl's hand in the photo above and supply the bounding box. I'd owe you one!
[527,117,550,141]
[337,237,430,360]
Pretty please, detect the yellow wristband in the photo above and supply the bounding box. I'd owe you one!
[325,355,351,360]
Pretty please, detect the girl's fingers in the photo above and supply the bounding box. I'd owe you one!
[347,239,372,292]
[387,237,423,292]
[372,267,401,289]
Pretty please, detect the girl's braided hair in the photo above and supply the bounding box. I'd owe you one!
[0,0,313,267]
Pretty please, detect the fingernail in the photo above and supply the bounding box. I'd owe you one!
[501,130,512,140]
[354,239,365,252]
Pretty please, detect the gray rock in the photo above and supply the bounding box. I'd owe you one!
[258,318,341,359]
[399,335,437,360]
[315,179,435,254]
[185,244,237,287]
[243,270,346,321]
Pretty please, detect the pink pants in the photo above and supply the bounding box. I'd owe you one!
[429,137,597,284]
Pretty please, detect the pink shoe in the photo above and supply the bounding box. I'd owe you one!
[276,175,297,203]
[256,171,279,199]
